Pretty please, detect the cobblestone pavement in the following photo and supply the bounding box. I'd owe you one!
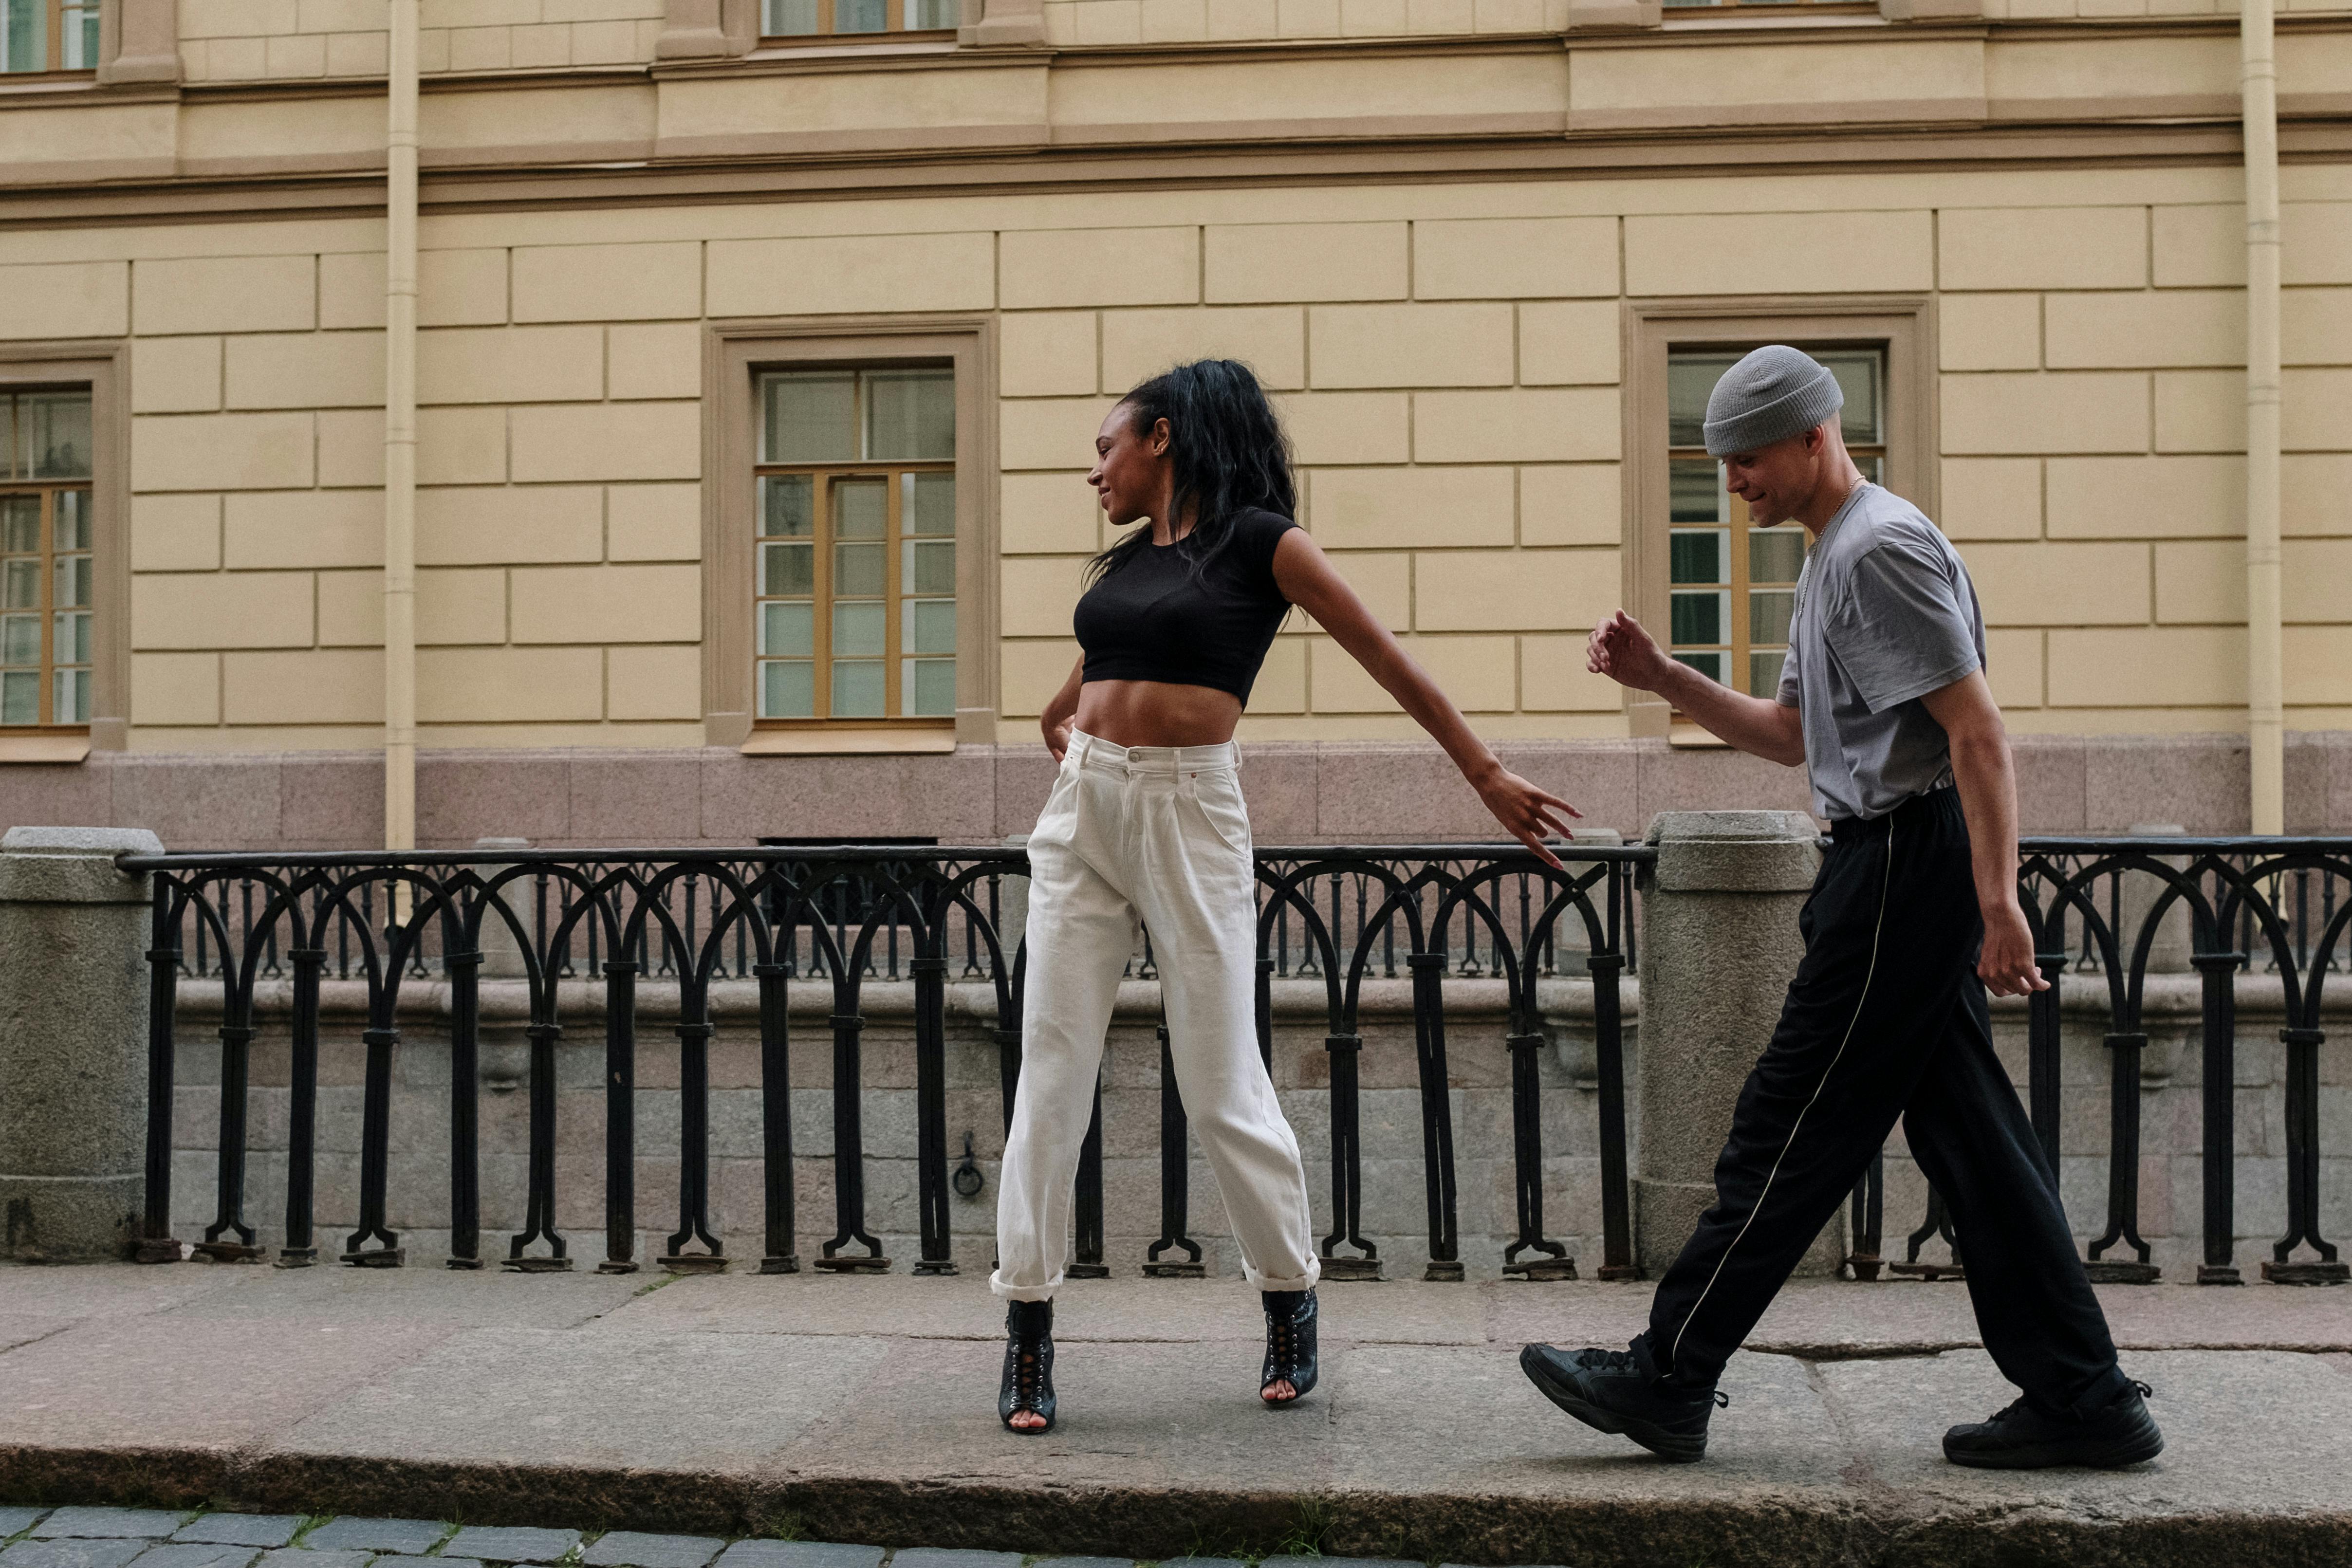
[0,1510,1434,1568]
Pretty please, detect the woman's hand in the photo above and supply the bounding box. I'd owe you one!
[1470,762,1583,870]
[1040,656,1084,762]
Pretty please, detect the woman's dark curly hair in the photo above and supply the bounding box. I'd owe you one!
[1084,358,1295,586]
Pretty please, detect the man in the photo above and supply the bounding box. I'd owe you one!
[1520,346,2160,1470]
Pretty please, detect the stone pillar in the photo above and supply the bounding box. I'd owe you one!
[0,827,165,1262]
[1636,811,1844,1278]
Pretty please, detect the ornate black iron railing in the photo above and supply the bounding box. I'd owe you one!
[1854,836,2350,1287]
[122,843,1645,1282]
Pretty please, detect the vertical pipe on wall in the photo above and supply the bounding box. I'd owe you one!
[384,0,420,855]
[2243,0,2285,834]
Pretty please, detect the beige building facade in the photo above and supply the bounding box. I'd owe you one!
[1,0,2349,845]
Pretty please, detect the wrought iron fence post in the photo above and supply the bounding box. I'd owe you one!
[662,1011,723,1272]
[137,876,185,1262]
[816,983,889,1271]
[1590,937,1637,1280]
[342,1022,404,1267]
[755,959,797,1274]
[2193,938,2243,1284]
[601,956,640,1273]
[2084,1028,2160,1283]
[1144,1015,1203,1276]
[445,946,483,1269]
[506,1019,569,1271]
[279,944,326,1268]
[1070,1075,1109,1278]
[1406,950,1462,1281]
[193,1015,261,1262]
[911,951,956,1275]
[2268,1023,2348,1283]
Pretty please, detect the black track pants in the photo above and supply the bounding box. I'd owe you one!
[1639,787,2130,1416]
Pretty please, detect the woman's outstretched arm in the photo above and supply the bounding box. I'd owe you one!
[1272,528,1581,867]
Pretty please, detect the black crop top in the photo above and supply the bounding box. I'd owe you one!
[1072,508,1298,704]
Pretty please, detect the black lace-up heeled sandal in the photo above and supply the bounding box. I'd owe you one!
[1260,1288,1319,1407]
[1000,1298,1056,1435]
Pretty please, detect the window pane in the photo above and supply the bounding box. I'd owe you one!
[833,600,885,658]
[762,373,855,463]
[1820,351,1882,444]
[0,397,12,477]
[63,0,98,68]
[1,0,45,72]
[832,659,885,716]
[765,0,821,31]
[1750,589,1795,647]
[25,392,91,480]
[1,495,37,553]
[0,669,35,724]
[2,559,37,609]
[760,474,814,537]
[759,660,815,719]
[1749,526,1806,584]
[0,614,35,665]
[906,657,955,715]
[1667,354,1737,447]
[55,667,87,723]
[55,609,89,665]
[759,601,813,658]
[833,478,886,538]
[760,541,813,598]
[835,0,886,30]
[1673,652,1723,685]
[905,470,954,535]
[1669,529,1725,587]
[1748,651,1786,699]
[907,0,959,24]
[53,554,88,611]
[1669,458,1723,523]
[904,597,955,655]
[1858,453,1884,485]
[1669,589,1726,646]
[905,537,955,597]
[834,541,884,598]
[865,370,954,461]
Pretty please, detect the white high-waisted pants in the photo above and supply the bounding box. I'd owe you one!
[990,729,1320,1301]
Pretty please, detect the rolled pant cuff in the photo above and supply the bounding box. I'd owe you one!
[988,1269,1061,1302]
[1245,1261,1320,1293]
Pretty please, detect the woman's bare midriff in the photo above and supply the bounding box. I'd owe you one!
[1070,678,1243,749]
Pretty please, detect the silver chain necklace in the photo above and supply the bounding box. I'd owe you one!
[1789,479,1869,633]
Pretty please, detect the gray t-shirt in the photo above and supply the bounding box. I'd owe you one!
[1776,481,1985,821]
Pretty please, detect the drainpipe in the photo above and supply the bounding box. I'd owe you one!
[385,0,419,857]
[2243,0,2284,834]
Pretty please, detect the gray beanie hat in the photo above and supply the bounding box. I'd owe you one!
[1702,345,1844,458]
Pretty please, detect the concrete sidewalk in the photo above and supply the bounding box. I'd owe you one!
[1,1264,2347,1568]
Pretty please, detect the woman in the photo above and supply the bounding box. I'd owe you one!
[996,359,1581,1435]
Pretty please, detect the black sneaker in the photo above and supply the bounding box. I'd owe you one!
[1518,1340,1728,1462]
[1944,1380,2162,1470]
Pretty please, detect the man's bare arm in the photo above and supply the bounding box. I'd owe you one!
[1919,670,2048,997]
[1586,610,1805,767]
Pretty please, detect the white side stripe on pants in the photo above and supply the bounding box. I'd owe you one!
[1667,815,1898,1376]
